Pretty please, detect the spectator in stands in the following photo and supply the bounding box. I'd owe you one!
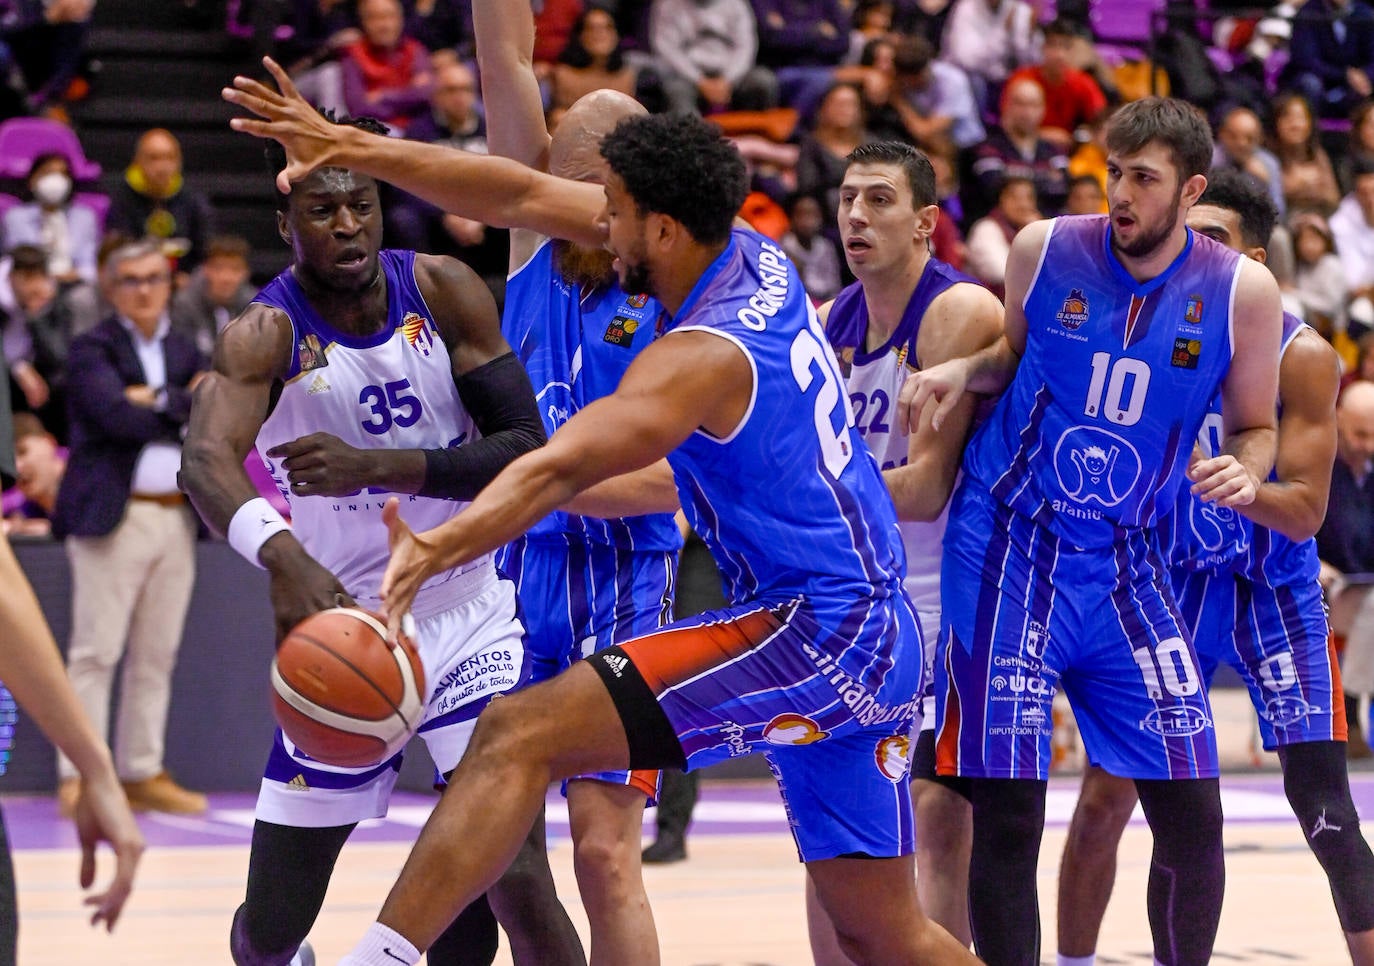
[170,235,255,361]
[885,34,984,153]
[4,244,72,439]
[2,152,101,334]
[847,0,892,63]
[939,0,1039,113]
[964,174,1039,298]
[893,0,954,47]
[750,0,850,122]
[796,82,871,218]
[1319,380,1374,758]
[533,0,585,64]
[967,76,1069,224]
[1291,210,1349,339]
[1332,158,1374,335]
[406,0,472,59]
[1065,171,1106,214]
[1006,18,1107,149]
[53,239,207,816]
[928,146,968,270]
[780,193,843,303]
[1341,98,1374,193]
[341,0,435,130]
[550,6,640,112]
[1272,92,1342,214]
[274,0,360,75]
[0,0,93,118]
[3,413,64,537]
[1213,105,1287,218]
[107,129,215,277]
[1284,0,1374,120]
[649,0,778,114]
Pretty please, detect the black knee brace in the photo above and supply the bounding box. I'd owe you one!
[427,895,500,966]
[968,779,1048,966]
[1135,778,1224,966]
[1280,741,1374,933]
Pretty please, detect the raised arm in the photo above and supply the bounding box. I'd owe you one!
[472,0,550,169]
[896,219,1041,433]
[1237,327,1339,540]
[1189,257,1283,508]
[224,58,605,247]
[380,329,752,636]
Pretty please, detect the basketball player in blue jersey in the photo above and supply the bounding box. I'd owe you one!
[459,0,679,959]
[1054,169,1374,966]
[223,67,981,966]
[898,97,1285,966]
[179,112,587,966]
[807,139,1002,958]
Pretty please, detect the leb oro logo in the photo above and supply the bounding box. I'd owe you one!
[762,713,828,746]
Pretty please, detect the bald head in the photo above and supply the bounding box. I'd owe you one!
[1002,78,1045,138]
[549,89,646,182]
[134,128,182,196]
[1338,380,1374,472]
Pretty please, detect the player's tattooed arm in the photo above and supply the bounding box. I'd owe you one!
[1234,328,1339,539]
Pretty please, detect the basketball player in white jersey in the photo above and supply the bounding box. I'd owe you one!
[809,140,1003,959]
[180,113,586,966]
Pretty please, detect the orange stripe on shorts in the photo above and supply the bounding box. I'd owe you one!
[621,606,786,695]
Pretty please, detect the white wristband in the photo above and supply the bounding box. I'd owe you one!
[227,497,292,569]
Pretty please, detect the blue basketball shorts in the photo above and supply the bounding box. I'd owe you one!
[257,564,533,827]
[498,534,676,801]
[617,593,923,862]
[936,481,1219,782]
[1173,567,1346,750]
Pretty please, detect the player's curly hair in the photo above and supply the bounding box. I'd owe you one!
[1197,167,1278,249]
[599,113,747,246]
[265,108,390,212]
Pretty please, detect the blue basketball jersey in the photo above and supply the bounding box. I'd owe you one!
[1165,312,1321,587]
[664,229,910,687]
[503,240,680,552]
[963,215,1243,548]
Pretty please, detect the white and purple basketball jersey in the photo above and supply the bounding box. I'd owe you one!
[251,250,487,614]
[964,215,1243,548]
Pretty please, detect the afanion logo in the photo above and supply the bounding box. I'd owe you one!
[1056,289,1090,330]
[1139,706,1212,738]
[874,734,911,782]
[402,312,433,356]
[763,713,829,746]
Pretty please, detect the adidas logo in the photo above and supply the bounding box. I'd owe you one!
[306,373,331,395]
[286,773,309,791]
[602,654,628,677]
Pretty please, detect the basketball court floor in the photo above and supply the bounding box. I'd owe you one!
[6,692,1368,964]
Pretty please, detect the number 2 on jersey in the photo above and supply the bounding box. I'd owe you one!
[791,311,855,479]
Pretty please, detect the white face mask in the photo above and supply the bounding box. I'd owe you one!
[32,171,71,207]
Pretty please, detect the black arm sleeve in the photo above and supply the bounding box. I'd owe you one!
[419,352,547,501]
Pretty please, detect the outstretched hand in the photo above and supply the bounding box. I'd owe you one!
[73,771,144,931]
[896,357,971,434]
[379,497,434,645]
[222,56,342,193]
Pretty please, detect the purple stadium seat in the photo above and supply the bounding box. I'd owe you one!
[1089,0,1166,44]
[0,117,101,181]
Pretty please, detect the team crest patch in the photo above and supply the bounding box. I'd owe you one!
[1184,294,1204,325]
[1172,336,1201,369]
[297,333,328,372]
[603,315,640,348]
[402,312,434,356]
[762,713,828,746]
[1056,289,1090,330]
[835,345,855,379]
[625,293,649,309]
[874,734,911,782]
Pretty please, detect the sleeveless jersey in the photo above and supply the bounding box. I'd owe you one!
[664,229,908,685]
[503,240,680,552]
[252,250,488,610]
[963,215,1243,548]
[825,259,981,618]
[1166,311,1321,587]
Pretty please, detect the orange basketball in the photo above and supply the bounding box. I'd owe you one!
[270,608,426,768]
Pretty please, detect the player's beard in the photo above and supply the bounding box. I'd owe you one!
[553,239,616,291]
[1112,188,1183,260]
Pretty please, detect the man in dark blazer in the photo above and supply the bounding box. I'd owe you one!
[1284,0,1374,118]
[52,238,208,816]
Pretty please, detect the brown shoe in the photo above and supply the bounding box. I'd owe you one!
[122,772,208,814]
[56,777,80,819]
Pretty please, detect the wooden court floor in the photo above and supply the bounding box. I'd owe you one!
[6,692,1368,964]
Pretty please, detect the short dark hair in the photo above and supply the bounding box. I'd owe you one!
[599,113,747,246]
[845,141,938,209]
[1352,155,1374,182]
[1197,167,1277,248]
[205,234,251,262]
[266,109,390,211]
[8,244,48,275]
[1042,17,1084,40]
[26,151,70,182]
[1105,96,1213,183]
[1068,173,1103,194]
[892,35,934,76]
[12,412,47,442]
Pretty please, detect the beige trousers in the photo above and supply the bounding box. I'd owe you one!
[58,500,197,782]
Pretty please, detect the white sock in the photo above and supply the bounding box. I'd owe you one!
[1057,956,1095,966]
[340,922,420,966]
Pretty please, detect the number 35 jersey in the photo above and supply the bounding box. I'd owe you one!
[963,215,1243,549]
[251,249,484,607]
